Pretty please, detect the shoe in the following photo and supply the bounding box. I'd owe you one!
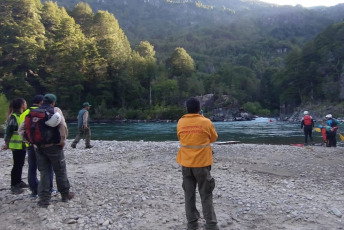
[17,181,29,188]
[51,188,59,196]
[187,221,199,230]
[37,199,50,208]
[71,144,76,148]
[85,145,93,149]
[30,190,38,198]
[61,192,75,202]
[11,186,24,195]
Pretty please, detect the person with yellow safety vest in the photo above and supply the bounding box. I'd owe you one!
[1,98,28,194]
[20,95,56,197]
[176,97,219,230]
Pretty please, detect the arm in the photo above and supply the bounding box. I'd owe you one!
[55,107,68,147]
[3,116,16,149]
[83,111,89,129]
[209,122,218,143]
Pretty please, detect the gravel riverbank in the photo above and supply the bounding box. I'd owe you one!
[0,139,343,230]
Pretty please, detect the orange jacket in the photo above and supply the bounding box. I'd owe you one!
[176,113,218,167]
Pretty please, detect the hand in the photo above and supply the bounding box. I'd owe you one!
[1,145,9,150]
[58,141,66,148]
[84,126,89,130]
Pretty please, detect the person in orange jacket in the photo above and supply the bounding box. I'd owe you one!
[176,97,219,230]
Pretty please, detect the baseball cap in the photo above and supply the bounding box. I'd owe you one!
[83,102,91,107]
[43,93,57,103]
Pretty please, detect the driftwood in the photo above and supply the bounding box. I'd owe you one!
[215,141,241,145]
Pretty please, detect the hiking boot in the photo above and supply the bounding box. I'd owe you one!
[11,186,24,195]
[61,192,75,202]
[187,220,199,230]
[37,199,50,208]
[85,145,93,149]
[71,144,76,148]
[17,181,29,188]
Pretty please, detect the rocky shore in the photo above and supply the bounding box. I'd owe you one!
[0,139,343,230]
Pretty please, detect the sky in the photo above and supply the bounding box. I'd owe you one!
[260,0,344,7]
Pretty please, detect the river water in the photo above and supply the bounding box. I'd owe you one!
[68,117,325,145]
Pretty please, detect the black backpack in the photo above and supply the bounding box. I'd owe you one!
[330,118,338,127]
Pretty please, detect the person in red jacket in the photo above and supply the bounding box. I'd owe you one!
[300,111,314,145]
[176,97,219,230]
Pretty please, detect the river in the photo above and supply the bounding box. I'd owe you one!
[67,117,326,145]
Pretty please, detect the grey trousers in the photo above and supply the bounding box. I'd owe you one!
[182,166,219,230]
[36,145,70,201]
[72,127,91,147]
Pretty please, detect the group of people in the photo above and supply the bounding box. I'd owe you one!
[301,110,340,147]
[2,95,218,229]
[2,93,93,208]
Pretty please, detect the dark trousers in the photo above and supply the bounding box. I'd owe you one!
[11,149,26,186]
[303,125,313,143]
[36,145,70,201]
[182,166,218,230]
[326,131,337,147]
[27,145,54,193]
[72,127,91,147]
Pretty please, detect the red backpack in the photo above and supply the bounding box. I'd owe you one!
[303,115,312,126]
[24,106,60,145]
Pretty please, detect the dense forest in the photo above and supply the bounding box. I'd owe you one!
[0,0,344,122]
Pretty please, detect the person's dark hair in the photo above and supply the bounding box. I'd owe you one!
[7,98,26,119]
[186,97,200,113]
[32,94,44,104]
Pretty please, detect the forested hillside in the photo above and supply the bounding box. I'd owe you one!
[1,0,344,121]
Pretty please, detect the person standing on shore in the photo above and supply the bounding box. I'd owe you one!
[176,97,219,230]
[71,102,93,149]
[322,114,339,147]
[300,111,314,145]
[1,98,28,194]
[19,94,74,207]
[19,95,56,197]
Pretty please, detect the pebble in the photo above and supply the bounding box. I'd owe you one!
[330,207,343,218]
[0,140,343,229]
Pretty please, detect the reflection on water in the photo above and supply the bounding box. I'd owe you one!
[67,118,325,145]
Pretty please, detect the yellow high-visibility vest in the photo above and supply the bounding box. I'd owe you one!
[19,107,39,147]
[8,113,24,150]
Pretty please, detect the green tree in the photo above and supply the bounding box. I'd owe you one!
[128,41,157,105]
[71,2,94,36]
[91,10,131,72]
[136,41,156,59]
[260,67,281,110]
[0,93,9,126]
[169,47,195,76]
[0,0,45,99]
[40,1,93,107]
[152,75,179,106]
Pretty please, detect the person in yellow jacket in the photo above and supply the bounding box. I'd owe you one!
[1,98,28,194]
[176,97,219,230]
